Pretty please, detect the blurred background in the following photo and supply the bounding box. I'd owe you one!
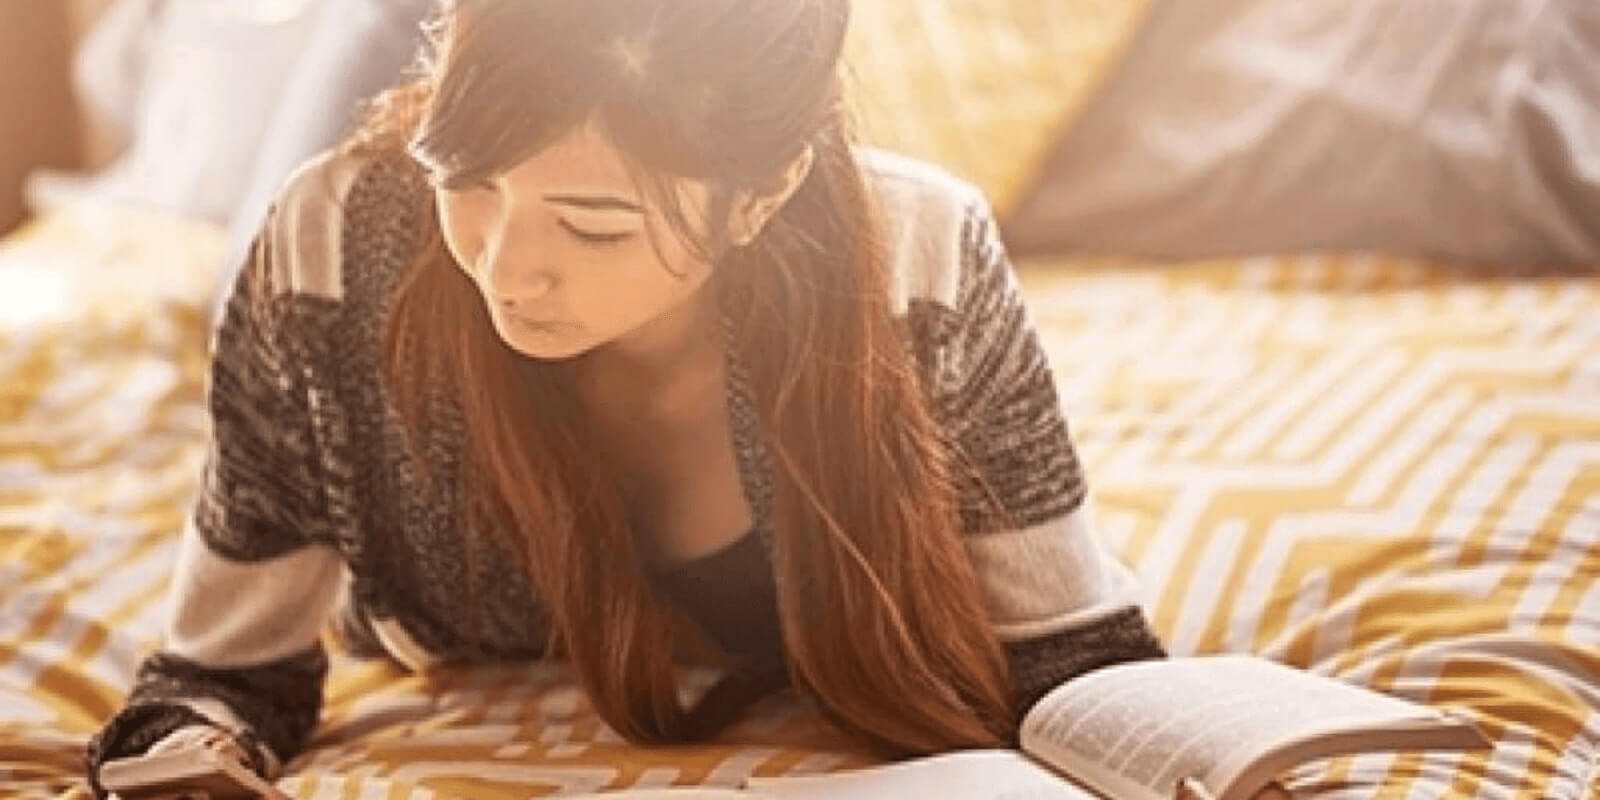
[5,0,1600,285]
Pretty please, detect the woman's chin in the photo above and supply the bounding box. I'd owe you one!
[493,320,595,361]
[503,337,595,361]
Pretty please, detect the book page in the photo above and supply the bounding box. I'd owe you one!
[747,750,1100,800]
[1020,656,1484,800]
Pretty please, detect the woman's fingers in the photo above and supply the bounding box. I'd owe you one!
[1176,779,1293,799]
[193,728,250,764]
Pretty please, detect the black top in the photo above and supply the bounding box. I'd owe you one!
[658,531,786,664]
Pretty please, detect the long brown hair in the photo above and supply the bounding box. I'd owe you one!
[346,0,1015,753]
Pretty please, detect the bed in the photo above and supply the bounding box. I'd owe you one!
[2,212,1594,799]
[3,0,1598,797]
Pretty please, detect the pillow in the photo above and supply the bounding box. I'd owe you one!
[29,0,323,224]
[843,0,1154,217]
[1007,0,1600,266]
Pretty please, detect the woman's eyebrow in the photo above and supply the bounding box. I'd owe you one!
[544,193,645,213]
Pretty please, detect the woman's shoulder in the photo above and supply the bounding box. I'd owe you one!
[856,148,996,314]
[256,148,428,306]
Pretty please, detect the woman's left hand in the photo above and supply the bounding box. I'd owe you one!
[1177,778,1292,799]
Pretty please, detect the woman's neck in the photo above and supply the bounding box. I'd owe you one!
[575,286,724,425]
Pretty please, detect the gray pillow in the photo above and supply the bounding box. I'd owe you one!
[1008,0,1600,267]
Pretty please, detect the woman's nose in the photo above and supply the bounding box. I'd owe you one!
[478,250,557,301]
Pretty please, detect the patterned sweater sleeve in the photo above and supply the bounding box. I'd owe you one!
[944,199,1166,714]
[86,158,353,794]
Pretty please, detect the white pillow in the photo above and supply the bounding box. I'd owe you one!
[31,0,323,224]
[1008,0,1600,266]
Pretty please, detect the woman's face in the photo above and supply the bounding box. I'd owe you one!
[434,122,718,361]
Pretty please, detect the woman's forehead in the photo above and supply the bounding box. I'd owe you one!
[499,123,641,200]
[489,121,715,216]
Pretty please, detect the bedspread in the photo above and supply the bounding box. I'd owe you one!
[1,218,1595,798]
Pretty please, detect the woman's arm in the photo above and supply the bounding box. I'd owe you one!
[946,198,1283,797]
[940,197,1166,714]
[86,160,355,796]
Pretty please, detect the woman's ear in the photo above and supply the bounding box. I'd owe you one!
[731,145,815,247]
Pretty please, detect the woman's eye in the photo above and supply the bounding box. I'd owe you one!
[559,220,635,246]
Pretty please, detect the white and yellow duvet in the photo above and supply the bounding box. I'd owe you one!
[1024,256,1598,798]
[2,207,1593,798]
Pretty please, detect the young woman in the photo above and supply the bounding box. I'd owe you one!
[87,0,1174,793]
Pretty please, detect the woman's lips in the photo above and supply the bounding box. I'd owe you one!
[506,312,570,332]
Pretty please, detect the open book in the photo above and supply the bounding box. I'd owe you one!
[740,655,1487,800]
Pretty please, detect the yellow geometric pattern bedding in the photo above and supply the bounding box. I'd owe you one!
[2,210,1596,799]
[1022,257,1599,799]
